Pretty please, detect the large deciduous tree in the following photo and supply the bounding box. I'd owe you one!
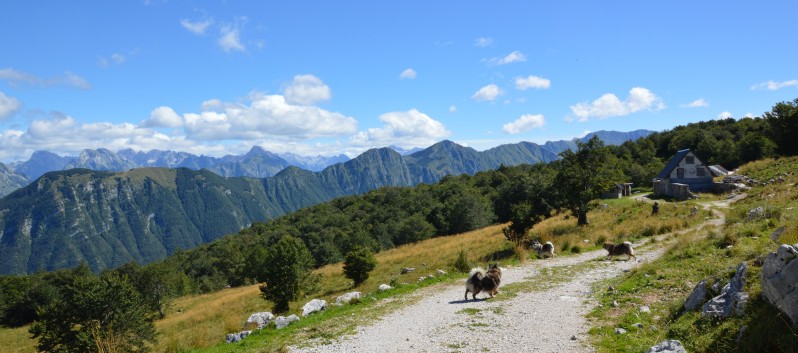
[764,98,798,156]
[554,136,624,226]
[259,236,319,313]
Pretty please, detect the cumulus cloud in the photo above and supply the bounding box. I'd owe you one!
[474,37,493,47]
[141,106,183,128]
[184,92,356,140]
[502,114,545,134]
[218,24,245,52]
[0,68,91,90]
[567,87,665,122]
[350,109,450,148]
[471,84,503,102]
[750,79,798,91]
[283,74,332,105]
[0,91,21,119]
[200,98,222,111]
[717,111,733,120]
[181,18,214,35]
[399,68,417,80]
[485,50,526,66]
[514,75,551,90]
[681,98,708,108]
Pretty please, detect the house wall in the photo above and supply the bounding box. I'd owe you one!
[666,151,713,191]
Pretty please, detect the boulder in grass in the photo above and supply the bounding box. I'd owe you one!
[275,314,300,329]
[761,243,798,326]
[335,291,361,305]
[378,284,393,291]
[646,340,687,353]
[684,280,708,311]
[702,263,749,318]
[245,312,274,329]
[226,330,252,343]
[302,299,327,317]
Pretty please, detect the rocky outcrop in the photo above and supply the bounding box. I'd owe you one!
[245,312,275,329]
[761,243,798,326]
[335,291,361,305]
[702,263,749,318]
[646,340,687,353]
[275,314,300,329]
[302,299,327,317]
[684,280,708,311]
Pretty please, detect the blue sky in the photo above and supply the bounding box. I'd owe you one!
[1,1,797,163]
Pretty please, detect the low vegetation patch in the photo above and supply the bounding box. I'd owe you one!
[588,156,798,353]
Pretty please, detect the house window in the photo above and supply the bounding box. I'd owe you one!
[685,156,695,164]
[697,167,705,176]
[677,168,685,178]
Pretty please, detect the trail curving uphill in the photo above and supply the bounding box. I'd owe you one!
[292,196,742,353]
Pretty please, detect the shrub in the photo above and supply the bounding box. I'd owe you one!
[343,246,377,287]
[453,249,471,273]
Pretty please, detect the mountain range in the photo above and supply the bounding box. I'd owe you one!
[0,130,652,275]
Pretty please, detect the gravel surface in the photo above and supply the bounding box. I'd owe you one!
[291,196,739,353]
[292,248,662,353]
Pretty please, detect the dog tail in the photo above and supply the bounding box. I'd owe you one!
[468,267,485,280]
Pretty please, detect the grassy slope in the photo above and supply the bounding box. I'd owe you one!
[0,173,712,353]
[588,156,798,353]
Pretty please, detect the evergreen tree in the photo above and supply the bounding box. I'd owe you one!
[30,268,156,353]
[259,236,318,313]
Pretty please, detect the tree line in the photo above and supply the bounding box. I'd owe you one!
[0,98,795,352]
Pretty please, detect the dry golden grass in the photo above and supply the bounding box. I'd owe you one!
[0,326,37,353]
[153,224,510,352]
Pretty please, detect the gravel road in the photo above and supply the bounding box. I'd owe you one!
[291,196,738,353]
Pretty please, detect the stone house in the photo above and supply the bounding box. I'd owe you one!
[652,149,718,199]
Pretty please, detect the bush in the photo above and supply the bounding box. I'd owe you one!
[453,249,471,273]
[343,246,377,287]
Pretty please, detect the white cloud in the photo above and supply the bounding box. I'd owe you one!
[717,111,733,120]
[200,98,222,111]
[474,37,493,47]
[181,18,214,35]
[218,24,245,52]
[111,53,126,64]
[502,114,545,134]
[471,84,503,102]
[448,105,457,113]
[743,112,755,118]
[0,91,21,119]
[681,98,708,108]
[141,106,183,128]
[568,87,665,122]
[63,72,92,90]
[184,92,356,140]
[750,79,798,91]
[399,68,417,80]
[283,74,332,105]
[485,50,526,66]
[350,109,450,149]
[0,68,91,90]
[514,75,551,90]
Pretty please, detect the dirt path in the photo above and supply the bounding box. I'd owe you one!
[291,196,743,353]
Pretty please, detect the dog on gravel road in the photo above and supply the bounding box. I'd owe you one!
[603,241,637,261]
[464,263,502,300]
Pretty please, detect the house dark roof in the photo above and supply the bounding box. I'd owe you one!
[708,165,730,176]
[656,149,691,179]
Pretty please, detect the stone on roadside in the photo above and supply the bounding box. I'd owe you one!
[275,314,300,329]
[302,299,327,317]
[646,340,687,353]
[335,291,361,305]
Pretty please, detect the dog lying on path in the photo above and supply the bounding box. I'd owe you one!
[464,264,502,300]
